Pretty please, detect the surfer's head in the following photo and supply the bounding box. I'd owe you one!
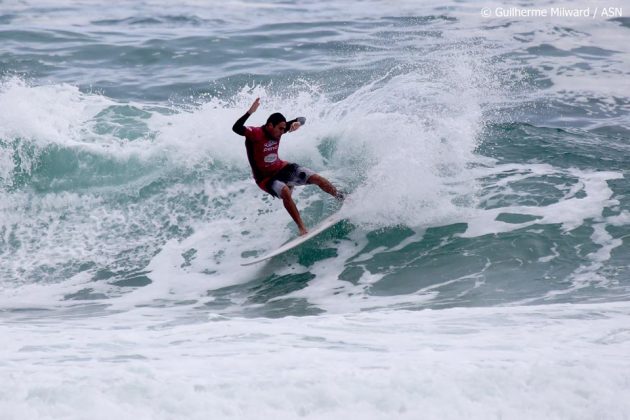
[264,113,287,139]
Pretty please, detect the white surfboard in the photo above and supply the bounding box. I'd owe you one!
[241,212,343,266]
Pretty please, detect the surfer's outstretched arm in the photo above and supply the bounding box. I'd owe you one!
[232,112,250,136]
[232,98,260,136]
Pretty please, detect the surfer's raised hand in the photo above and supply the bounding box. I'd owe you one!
[247,97,260,114]
[288,121,301,132]
[288,116,305,133]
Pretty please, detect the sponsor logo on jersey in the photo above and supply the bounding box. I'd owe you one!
[263,141,278,153]
[264,154,278,163]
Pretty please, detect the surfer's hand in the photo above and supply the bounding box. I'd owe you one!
[289,121,301,132]
[247,98,260,114]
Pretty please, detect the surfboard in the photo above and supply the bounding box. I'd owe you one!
[241,212,343,266]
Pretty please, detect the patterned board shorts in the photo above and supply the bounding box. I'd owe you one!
[267,163,315,198]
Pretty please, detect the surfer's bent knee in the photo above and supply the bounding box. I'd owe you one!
[307,174,323,185]
[279,185,292,200]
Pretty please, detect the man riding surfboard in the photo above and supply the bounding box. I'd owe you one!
[232,98,344,236]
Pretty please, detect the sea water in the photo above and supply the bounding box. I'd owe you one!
[1,1,629,418]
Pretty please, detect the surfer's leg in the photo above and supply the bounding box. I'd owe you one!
[307,174,344,201]
[279,185,308,236]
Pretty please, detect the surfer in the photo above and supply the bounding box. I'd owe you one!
[233,98,344,236]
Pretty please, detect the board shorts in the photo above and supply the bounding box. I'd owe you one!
[265,163,315,198]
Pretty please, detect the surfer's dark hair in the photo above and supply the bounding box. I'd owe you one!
[266,113,286,126]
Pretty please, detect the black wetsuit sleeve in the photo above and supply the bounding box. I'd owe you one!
[284,117,306,133]
[232,112,251,136]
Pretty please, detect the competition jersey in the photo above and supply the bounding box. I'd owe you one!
[243,126,287,184]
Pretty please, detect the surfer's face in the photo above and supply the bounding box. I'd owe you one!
[266,122,286,140]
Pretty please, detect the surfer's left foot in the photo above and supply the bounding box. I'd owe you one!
[299,227,309,236]
[335,191,346,202]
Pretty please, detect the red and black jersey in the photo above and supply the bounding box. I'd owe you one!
[242,125,287,184]
[232,112,304,192]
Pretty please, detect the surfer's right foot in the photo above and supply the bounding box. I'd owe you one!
[299,227,309,236]
[335,191,346,202]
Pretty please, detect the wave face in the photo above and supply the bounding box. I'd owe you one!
[1,1,630,418]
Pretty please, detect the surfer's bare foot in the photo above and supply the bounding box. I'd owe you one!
[299,227,309,236]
